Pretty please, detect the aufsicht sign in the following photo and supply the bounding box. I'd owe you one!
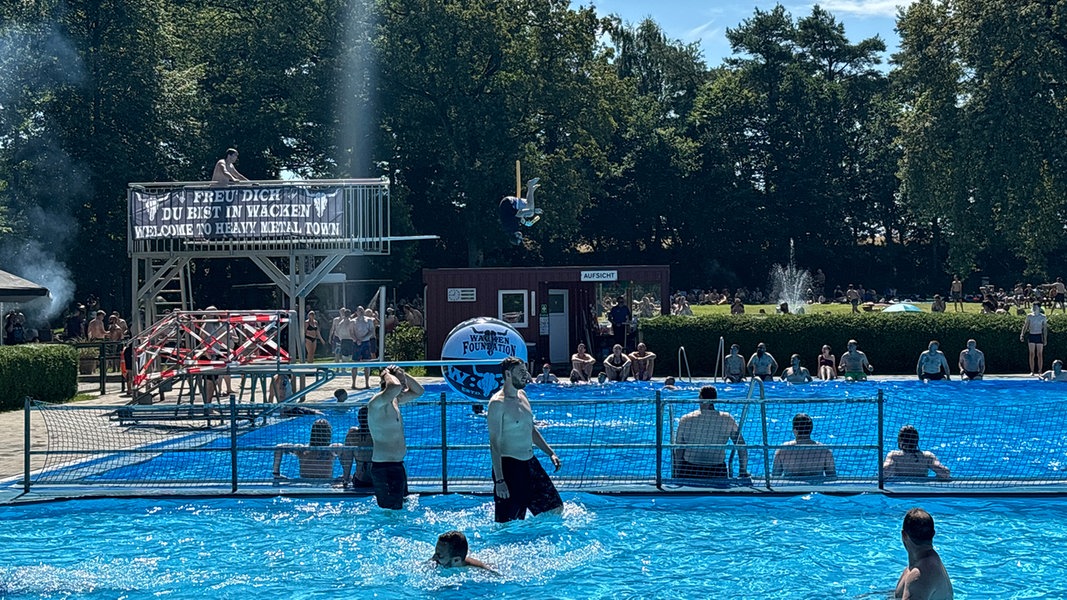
[580,270,618,281]
[131,186,344,240]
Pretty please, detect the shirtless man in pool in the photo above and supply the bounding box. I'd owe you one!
[895,508,954,599]
[957,339,985,381]
[367,365,424,509]
[488,357,563,523]
[916,341,951,381]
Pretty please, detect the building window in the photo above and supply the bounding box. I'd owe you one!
[498,290,528,328]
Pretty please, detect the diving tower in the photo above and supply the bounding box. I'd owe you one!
[127,178,434,337]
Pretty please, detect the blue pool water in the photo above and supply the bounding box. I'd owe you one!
[1,492,1064,599]
[57,378,1067,486]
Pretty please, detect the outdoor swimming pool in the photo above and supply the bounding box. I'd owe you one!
[0,492,1062,598]
[28,378,1067,490]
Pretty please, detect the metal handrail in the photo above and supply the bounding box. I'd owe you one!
[677,346,693,383]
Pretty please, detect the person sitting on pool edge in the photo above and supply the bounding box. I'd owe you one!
[781,354,812,384]
[838,339,874,381]
[340,405,373,489]
[673,386,749,479]
[957,339,985,381]
[629,342,657,381]
[430,530,495,572]
[817,345,836,381]
[771,413,835,478]
[895,508,954,600]
[1040,359,1067,382]
[272,418,341,480]
[883,425,951,480]
[724,344,746,383]
[917,341,951,381]
[603,344,632,381]
[747,342,778,381]
[570,343,596,382]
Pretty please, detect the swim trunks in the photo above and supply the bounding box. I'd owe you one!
[725,374,744,383]
[371,461,408,509]
[844,371,867,381]
[1028,333,1044,344]
[756,373,774,382]
[962,370,982,380]
[339,339,355,357]
[355,340,373,360]
[920,372,945,381]
[674,460,728,479]
[493,456,563,523]
[1057,293,1065,304]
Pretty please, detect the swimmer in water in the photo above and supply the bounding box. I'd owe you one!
[430,530,496,572]
[894,508,954,599]
[1040,359,1067,382]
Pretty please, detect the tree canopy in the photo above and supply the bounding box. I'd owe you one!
[2,0,1065,315]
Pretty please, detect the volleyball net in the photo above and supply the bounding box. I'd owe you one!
[20,390,1067,495]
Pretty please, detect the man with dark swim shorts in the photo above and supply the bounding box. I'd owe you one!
[488,357,563,523]
[958,339,985,381]
[367,365,424,509]
[917,341,951,381]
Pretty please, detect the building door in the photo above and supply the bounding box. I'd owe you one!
[548,290,569,363]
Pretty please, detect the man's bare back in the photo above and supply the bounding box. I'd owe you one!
[895,550,953,600]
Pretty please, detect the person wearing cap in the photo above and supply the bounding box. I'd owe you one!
[894,508,954,599]
[673,386,749,478]
[747,342,778,382]
[724,344,746,383]
[838,339,874,381]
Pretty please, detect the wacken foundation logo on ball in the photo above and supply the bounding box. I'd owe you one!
[442,317,528,400]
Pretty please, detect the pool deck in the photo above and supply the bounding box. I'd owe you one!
[0,373,1048,504]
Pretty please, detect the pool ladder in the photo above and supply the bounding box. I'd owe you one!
[727,376,765,479]
[677,346,693,384]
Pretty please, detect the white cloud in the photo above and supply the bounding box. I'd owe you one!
[818,0,919,18]
[685,19,719,40]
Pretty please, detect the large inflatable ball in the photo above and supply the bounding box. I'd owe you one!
[442,317,528,400]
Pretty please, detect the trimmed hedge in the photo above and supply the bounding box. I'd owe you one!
[0,343,78,410]
[641,313,1067,376]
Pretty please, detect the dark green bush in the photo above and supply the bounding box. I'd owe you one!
[0,343,78,409]
[385,322,426,361]
[384,323,432,376]
[641,313,1067,375]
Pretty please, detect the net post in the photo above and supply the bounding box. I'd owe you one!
[655,390,663,489]
[23,396,31,494]
[98,342,106,394]
[440,392,448,494]
[229,394,239,492]
[877,389,885,490]
[759,400,772,490]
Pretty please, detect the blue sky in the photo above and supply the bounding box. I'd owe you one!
[580,0,914,67]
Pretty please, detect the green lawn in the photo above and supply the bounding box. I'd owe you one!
[688,301,990,316]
